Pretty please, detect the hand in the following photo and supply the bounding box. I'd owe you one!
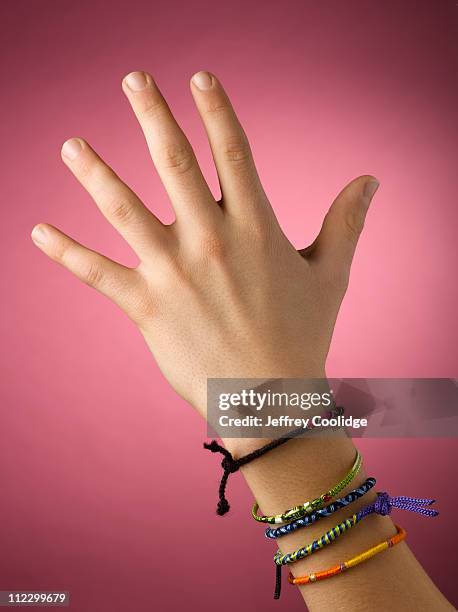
[31,70,379,416]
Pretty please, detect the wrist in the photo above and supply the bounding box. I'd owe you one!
[214,371,328,457]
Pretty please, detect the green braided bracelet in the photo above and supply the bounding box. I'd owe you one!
[251,450,362,525]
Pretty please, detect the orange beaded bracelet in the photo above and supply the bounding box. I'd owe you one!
[288,524,406,586]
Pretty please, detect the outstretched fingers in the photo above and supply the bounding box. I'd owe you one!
[122,71,218,228]
[60,138,168,261]
[190,71,268,216]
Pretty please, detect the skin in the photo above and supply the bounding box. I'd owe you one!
[31,70,454,611]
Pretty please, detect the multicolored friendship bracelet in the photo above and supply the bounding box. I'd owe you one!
[265,477,377,539]
[285,524,407,592]
[252,450,362,525]
[273,491,438,566]
[204,405,345,516]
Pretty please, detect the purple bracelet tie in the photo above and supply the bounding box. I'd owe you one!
[358,492,439,519]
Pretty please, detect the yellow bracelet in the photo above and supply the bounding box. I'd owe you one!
[252,450,362,524]
[288,524,406,585]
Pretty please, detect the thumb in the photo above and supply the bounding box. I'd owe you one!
[308,175,379,279]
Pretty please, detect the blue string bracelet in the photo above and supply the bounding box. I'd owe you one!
[265,477,377,539]
[273,492,438,599]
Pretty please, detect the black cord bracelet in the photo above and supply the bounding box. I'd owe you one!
[203,427,305,515]
[204,406,344,516]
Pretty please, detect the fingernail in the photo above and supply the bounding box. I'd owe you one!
[62,138,82,161]
[192,71,213,90]
[31,225,48,246]
[124,71,149,91]
[364,179,380,202]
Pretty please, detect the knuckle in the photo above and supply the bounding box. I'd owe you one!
[81,262,104,288]
[53,240,69,263]
[199,233,225,260]
[206,99,230,115]
[139,97,167,120]
[249,218,271,244]
[185,228,225,262]
[105,197,135,224]
[79,158,112,185]
[222,137,251,164]
[246,213,277,248]
[128,278,158,325]
[343,210,364,241]
[160,143,195,175]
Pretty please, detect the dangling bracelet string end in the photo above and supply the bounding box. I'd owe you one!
[364,492,439,518]
[274,563,282,600]
[203,441,239,516]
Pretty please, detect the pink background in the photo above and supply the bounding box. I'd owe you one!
[1,1,456,610]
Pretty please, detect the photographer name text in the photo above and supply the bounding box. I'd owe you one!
[218,414,367,429]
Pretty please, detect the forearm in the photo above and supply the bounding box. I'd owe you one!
[224,434,453,611]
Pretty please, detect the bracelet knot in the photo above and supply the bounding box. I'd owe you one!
[221,455,240,474]
[361,492,439,519]
[373,492,391,516]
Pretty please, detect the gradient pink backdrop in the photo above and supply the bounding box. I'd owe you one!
[1,1,457,610]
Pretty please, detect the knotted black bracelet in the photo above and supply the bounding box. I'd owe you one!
[203,427,306,516]
[204,405,345,515]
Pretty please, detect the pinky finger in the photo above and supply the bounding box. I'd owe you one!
[31,223,141,315]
